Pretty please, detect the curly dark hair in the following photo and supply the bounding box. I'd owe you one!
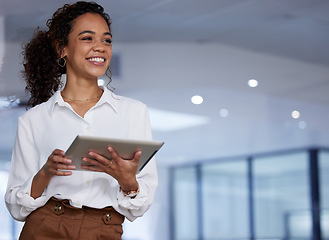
[23,1,112,107]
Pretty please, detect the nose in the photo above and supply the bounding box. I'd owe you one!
[93,40,105,52]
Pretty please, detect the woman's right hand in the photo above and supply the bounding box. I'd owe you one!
[31,149,75,199]
[43,149,76,177]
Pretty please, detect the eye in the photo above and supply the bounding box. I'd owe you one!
[104,38,112,45]
[81,36,92,41]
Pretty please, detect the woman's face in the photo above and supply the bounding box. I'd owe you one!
[62,13,112,81]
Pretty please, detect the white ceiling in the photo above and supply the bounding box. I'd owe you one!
[2,0,329,65]
[1,0,329,166]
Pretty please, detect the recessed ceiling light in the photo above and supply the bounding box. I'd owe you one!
[191,95,203,105]
[291,110,300,119]
[219,108,229,118]
[248,79,258,88]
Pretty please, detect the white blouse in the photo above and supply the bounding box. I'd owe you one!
[5,87,158,222]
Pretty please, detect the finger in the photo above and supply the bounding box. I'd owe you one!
[46,162,74,177]
[87,152,112,167]
[52,155,72,164]
[130,150,141,163]
[134,150,142,160]
[81,165,103,172]
[82,156,104,170]
[54,169,73,176]
[53,149,66,157]
[107,147,119,159]
[48,161,72,176]
[108,147,137,161]
[55,163,76,170]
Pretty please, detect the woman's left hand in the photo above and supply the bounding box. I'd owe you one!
[81,147,140,191]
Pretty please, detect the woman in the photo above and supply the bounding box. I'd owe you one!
[5,2,157,239]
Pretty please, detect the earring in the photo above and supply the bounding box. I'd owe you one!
[57,57,66,67]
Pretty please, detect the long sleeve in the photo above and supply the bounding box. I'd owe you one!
[5,116,48,221]
[116,104,158,221]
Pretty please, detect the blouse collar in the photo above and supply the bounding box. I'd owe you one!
[47,86,120,117]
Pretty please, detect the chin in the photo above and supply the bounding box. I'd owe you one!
[89,70,107,78]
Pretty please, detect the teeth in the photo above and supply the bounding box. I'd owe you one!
[89,57,105,63]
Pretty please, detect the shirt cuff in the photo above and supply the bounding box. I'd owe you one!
[6,176,48,221]
[116,181,150,215]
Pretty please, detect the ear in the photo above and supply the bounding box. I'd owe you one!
[55,40,67,58]
[61,46,68,59]
[58,49,67,59]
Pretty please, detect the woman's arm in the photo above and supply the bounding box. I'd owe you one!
[31,149,75,198]
[5,116,76,220]
[81,102,158,221]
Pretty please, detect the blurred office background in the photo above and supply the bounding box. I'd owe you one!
[1,0,329,239]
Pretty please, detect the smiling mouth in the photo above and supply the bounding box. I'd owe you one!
[87,57,105,63]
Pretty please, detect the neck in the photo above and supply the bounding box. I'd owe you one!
[61,77,103,101]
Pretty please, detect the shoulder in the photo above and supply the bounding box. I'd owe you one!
[19,91,61,123]
[19,101,48,124]
[103,87,147,113]
[109,94,149,120]
[115,95,148,115]
[118,95,147,109]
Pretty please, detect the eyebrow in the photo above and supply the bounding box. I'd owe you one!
[78,30,112,37]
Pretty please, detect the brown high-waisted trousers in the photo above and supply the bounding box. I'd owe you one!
[19,197,125,240]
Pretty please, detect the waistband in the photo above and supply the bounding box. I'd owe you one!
[44,197,125,225]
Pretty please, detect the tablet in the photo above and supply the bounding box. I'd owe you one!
[65,135,164,173]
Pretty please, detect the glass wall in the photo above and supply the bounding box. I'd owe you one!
[172,166,199,240]
[0,170,24,240]
[170,149,328,240]
[0,107,25,240]
[0,170,12,240]
[253,152,310,239]
[202,160,249,239]
[319,151,329,238]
